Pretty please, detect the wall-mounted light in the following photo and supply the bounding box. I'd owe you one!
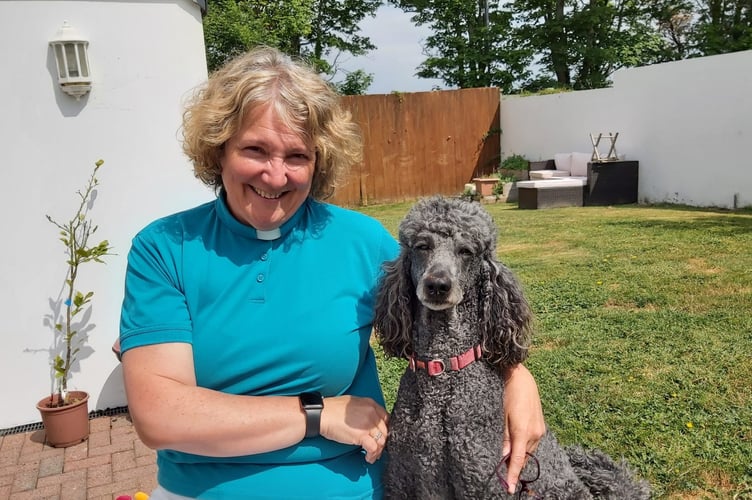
[49,21,91,100]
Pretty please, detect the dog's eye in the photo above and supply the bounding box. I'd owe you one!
[458,247,473,257]
[414,243,431,251]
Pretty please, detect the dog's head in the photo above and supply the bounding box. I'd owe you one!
[373,196,532,371]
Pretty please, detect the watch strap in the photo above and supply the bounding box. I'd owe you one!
[299,392,323,438]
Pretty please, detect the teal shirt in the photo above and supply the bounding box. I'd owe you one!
[119,195,399,499]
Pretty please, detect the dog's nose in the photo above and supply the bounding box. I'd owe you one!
[424,271,452,297]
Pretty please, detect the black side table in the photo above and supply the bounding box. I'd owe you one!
[585,160,639,206]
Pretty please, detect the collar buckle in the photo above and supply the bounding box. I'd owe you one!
[426,359,445,376]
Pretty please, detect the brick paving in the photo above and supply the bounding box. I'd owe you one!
[0,414,157,500]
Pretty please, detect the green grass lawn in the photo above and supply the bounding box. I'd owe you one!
[359,201,752,500]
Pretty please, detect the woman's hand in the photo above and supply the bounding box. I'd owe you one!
[320,395,389,464]
[502,363,546,494]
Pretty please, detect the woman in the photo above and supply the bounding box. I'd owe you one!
[119,46,544,499]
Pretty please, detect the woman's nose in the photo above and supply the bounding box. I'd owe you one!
[262,157,288,185]
[267,156,287,170]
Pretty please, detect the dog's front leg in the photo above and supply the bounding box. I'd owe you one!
[446,369,506,499]
[385,372,452,499]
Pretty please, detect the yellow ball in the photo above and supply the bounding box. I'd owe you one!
[134,493,150,500]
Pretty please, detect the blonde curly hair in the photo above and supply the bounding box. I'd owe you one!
[181,46,362,200]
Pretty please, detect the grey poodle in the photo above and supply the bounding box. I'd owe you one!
[373,196,650,499]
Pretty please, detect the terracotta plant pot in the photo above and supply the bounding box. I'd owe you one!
[36,390,90,447]
[472,177,499,197]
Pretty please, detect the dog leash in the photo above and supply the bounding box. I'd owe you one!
[483,452,542,499]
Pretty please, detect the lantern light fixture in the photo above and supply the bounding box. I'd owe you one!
[49,21,91,100]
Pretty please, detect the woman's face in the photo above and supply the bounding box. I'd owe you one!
[220,106,315,231]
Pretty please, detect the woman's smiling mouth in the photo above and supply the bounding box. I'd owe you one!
[252,186,284,200]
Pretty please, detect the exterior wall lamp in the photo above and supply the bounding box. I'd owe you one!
[50,21,91,100]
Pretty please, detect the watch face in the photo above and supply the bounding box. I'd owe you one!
[300,392,324,409]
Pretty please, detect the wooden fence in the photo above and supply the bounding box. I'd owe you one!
[329,87,501,207]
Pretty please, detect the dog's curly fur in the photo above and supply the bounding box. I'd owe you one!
[374,196,650,500]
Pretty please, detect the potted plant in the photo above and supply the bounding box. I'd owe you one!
[36,159,113,447]
[471,171,503,198]
[492,174,519,202]
[460,183,481,202]
[499,153,530,181]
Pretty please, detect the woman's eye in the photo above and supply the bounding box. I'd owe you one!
[286,153,311,165]
[244,146,265,155]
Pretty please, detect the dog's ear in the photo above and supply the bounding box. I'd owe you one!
[479,257,532,371]
[373,250,415,359]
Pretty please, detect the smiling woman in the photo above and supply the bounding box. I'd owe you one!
[219,106,316,230]
[120,46,395,498]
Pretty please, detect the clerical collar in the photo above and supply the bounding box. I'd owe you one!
[255,228,281,241]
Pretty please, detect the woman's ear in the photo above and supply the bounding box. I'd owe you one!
[373,251,415,359]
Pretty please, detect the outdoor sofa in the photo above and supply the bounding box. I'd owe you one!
[518,153,639,209]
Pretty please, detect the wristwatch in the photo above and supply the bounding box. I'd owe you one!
[299,392,324,438]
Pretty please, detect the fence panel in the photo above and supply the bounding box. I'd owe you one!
[331,87,501,206]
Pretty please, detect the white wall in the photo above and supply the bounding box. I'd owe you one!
[500,50,752,209]
[0,1,212,429]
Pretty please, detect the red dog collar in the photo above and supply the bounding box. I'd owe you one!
[408,345,483,376]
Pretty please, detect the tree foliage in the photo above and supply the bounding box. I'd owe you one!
[299,0,381,78]
[505,0,669,90]
[203,0,313,72]
[335,69,376,94]
[203,0,752,94]
[693,0,752,56]
[391,0,752,92]
[202,0,380,94]
[390,0,534,93]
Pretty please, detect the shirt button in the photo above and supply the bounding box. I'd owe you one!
[260,253,268,261]
[256,274,265,283]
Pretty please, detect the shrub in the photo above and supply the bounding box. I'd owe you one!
[492,174,517,196]
[500,154,529,171]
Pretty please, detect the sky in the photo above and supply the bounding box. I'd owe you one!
[339,4,446,95]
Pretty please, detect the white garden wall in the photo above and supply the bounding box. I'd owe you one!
[0,0,212,429]
[500,50,752,209]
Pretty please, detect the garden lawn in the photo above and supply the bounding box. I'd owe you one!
[360,201,752,500]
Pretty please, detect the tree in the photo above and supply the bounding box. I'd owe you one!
[648,0,696,60]
[335,69,375,95]
[299,0,381,75]
[202,0,379,94]
[390,0,534,93]
[692,0,752,56]
[508,0,667,91]
[510,0,572,87]
[202,0,314,72]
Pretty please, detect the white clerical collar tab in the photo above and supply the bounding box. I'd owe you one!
[256,228,281,241]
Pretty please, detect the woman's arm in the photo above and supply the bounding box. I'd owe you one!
[501,363,546,494]
[122,342,388,463]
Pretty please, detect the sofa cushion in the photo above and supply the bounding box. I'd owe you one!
[554,153,572,172]
[570,152,591,177]
[529,170,570,180]
[517,178,587,189]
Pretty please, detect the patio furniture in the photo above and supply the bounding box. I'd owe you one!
[521,154,639,208]
[586,160,639,205]
[517,178,586,209]
[590,132,620,161]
